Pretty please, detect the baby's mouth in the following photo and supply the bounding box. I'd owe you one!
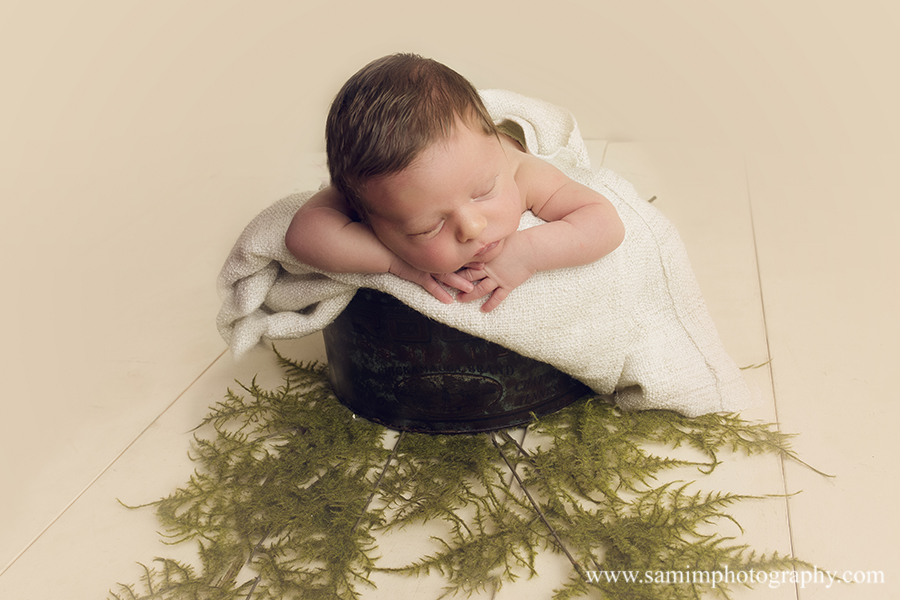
[474,241,499,257]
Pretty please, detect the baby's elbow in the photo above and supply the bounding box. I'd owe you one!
[609,214,626,251]
[596,209,625,258]
[284,211,313,261]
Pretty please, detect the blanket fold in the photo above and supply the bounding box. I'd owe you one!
[217,89,754,417]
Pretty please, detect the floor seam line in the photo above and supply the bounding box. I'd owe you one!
[0,348,229,578]
[743,154,801,600]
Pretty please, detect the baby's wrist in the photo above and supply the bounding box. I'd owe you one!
[508,230,542,273]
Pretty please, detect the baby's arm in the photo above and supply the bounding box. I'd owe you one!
[285,186,474,303]
[458,156,625,311]
[518,157,625,269]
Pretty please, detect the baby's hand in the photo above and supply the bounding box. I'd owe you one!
[388,256,475,304]
[455,235,537,312]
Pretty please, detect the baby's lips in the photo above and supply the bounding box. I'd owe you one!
[461,261,485,270]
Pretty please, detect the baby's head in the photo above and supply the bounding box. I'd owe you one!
[326,53,497,223]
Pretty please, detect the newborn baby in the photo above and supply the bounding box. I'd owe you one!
[285,53,625,312]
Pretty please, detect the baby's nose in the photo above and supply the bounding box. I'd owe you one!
[456,208,487,242]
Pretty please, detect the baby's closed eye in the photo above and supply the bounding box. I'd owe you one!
[411,220,444,238]
[472,176,499,200]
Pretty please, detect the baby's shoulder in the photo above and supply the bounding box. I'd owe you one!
[506,138,572,212]
[499,131,534,180]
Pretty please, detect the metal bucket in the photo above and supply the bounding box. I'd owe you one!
[322,288,590,433]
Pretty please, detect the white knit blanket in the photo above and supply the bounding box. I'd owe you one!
[217,90,754,417]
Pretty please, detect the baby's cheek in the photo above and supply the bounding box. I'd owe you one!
[501,193,525,231]
[412,244,463,274]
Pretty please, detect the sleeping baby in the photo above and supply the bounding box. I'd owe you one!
[285,53,625,313]
[218,52,754,416]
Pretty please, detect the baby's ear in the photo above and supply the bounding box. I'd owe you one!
[346,196,371,225]
[495,120,527,149]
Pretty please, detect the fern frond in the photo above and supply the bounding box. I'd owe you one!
[114,345,830,600]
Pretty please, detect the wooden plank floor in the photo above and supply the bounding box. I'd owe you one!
[0,142,895,599]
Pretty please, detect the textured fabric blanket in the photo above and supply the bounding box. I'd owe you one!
[217,90,754,417]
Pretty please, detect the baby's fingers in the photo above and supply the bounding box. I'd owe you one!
[480,287,511,312]
[434,272,475,294]
[453,266,487,282]
[418,275,456,304]
[457,278,498,303]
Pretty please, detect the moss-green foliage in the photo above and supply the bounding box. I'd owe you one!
[111,351,820,600]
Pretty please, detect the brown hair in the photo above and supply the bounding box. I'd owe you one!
[325,53,497,220]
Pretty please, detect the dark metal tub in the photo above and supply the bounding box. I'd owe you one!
[322,288,589,433]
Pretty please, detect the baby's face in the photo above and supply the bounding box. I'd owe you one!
[364,120,524,274]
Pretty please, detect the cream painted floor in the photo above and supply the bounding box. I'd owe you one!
[1,141,896,600]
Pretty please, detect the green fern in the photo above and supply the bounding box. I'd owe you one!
[112,347,827,600]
